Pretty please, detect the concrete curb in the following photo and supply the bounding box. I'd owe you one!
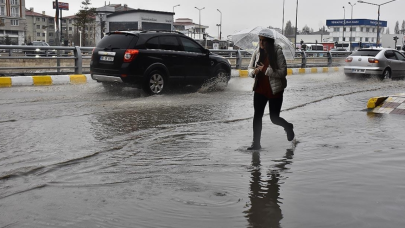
[0,74,90,87]
[368,94,405,115]
[0,67,343,88]
[231,67,343,78]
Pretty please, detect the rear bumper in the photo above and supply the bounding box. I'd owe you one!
[92,74,123,83]
[343,66,383,75]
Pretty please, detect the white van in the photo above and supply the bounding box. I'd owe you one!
[335,42,351,51]
[301,44,324,51]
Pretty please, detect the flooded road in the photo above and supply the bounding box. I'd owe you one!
[1,72,405,227]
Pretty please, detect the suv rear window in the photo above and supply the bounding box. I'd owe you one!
[97,33,138,49]
[351,49,380,57]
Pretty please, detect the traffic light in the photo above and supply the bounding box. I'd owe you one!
[393,36,399,47]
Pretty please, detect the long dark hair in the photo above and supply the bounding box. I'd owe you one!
[262,38,277,71]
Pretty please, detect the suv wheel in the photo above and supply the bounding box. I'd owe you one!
[214,67,229,86]
[143,70,166,95]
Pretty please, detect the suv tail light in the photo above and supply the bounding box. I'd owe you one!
[124,49,139,62]
[345,57,353,62]
[368,58,379,63]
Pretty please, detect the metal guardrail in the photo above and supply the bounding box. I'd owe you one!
[0,45,351,75]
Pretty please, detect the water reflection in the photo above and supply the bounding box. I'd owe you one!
[244,149,294,228]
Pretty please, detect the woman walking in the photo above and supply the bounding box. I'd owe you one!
[247,28,294,150]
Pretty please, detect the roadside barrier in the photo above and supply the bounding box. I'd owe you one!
[0,74,89,87]
[0,68,345,88]
[367,94,405,115]
[232,67,342,78]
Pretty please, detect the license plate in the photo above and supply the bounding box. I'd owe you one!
[352,69,365,73]
[100,56,114,61]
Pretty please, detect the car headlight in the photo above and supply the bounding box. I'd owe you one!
[35,49,40,52]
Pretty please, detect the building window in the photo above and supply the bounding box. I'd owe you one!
[69,27,72,31]
[372,28,375,32]
[10,19,19,26]
[42,33,45,37]
[350,37,355,42]
[11,7,19,17]
[36,17,40,21]
[351,27,356,32]
[372,38,374,42]
[37,32,41,37]
[366,28,370,32]
[0,6,4,16]
[333,37,339,41]
[36,25,40,29]
[0,0,5,4]
[10,0,18,5]
[360,37,363,42]
[49,33,53,37]
[365,37,369,42]
[333,28,340,32]
[69,20,72,23]
[42,18,46,22]
[360,27,364,32]
[68,34,72,38]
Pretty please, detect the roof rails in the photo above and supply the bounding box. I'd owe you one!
[139,30,185,35]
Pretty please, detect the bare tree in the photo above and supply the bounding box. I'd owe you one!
[74,0,96,46]
[394,21,400,34]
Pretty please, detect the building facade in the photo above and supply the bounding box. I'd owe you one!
[0,0,26,45]
[173,18,208,40]
[25,8,55,44]
[326,19,387,48]
[95,6,174,44]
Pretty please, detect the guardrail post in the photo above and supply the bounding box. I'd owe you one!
[236,50,242,69]
[301,51,307,68]
[327,52,333,67]
[74,46,83,74]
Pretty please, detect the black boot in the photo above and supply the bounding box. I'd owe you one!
[247,142,261,150]
[285,123,295,141]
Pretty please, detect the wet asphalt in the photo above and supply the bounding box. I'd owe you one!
[1,72,405,228]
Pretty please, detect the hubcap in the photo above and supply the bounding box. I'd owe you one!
[149,74,164,93]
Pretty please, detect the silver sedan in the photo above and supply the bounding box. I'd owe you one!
[344,48,405,80]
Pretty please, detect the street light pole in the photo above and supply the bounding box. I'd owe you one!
[173,4,180,13]
[195,7,205,40]
[348,2,356,50]
[217,9,222,40]
[294,0,298,50]
[343,6,346,42]
[282,0,285,35]
[357,0,396,47]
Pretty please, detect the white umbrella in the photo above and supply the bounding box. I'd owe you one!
[231,26,295,60]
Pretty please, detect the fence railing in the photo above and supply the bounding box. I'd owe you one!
[0,45,351,75]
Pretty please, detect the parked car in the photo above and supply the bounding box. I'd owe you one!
[344,48,405,80]
[90,30,231,95]
[24,41,56,56]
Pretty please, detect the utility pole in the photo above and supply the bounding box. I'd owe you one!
[217,9,222,40]
[343,6,346,42]
[294,0,298,50]
[348,2,356,51]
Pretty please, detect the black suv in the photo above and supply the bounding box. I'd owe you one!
[90,30,231,94]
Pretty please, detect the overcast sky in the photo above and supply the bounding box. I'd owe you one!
[26,0,405,38]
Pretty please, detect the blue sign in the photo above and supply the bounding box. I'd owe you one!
[326,19,387,27]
